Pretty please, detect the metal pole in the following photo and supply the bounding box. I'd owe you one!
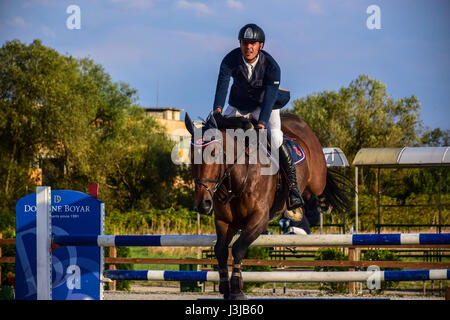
[343,210,346,234]
[343,167,346,234]
[354,166,360,282]
[197,212,201,268]
[377,167,381,234]
[438,168,442,233]
[320,211,323,234]
[355,166,358,234]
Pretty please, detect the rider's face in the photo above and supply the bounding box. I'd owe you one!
[240,40,263,63]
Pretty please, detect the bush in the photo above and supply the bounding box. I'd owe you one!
[242,247,271,292]
[314,248,348,294]
[362,248,399,262]
[0,230,15,287]
[105,207,215,235]
[105,246,133,291]
[361,249,399,293]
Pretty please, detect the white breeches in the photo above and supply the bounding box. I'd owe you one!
[223,105,283,149]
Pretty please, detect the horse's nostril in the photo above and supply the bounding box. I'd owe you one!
[203,199,212,209]
[198,199,212,214]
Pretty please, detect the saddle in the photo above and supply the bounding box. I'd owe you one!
[214,114,305,167]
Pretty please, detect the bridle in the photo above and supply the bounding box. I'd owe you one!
[192,136,250,214]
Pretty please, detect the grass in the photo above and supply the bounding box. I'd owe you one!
[129,246,201,271]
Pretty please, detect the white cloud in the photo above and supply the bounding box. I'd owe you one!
[41,25,56,39]
[72,39,146,69]
[8,16,27,28]
[176,0,213,15]
[307,0,324,15]
[21,0,51,8]
[226,0,243,10]
[110,0,155,9]
[174,30,235,53]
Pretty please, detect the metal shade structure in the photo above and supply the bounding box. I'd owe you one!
[353,147,450,168]
[323,147,349,167]
[352,147,450,233]
[321,147,349,233]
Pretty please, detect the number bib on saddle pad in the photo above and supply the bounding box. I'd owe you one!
[262,134,306,167]
[283,135,306,166]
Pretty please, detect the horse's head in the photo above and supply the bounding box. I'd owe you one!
[185,112,224,215]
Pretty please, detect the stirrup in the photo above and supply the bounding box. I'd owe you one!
[288,189,304,210]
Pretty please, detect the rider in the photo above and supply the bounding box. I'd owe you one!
[212,23,304,210]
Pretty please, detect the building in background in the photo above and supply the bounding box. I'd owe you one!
[144,107,191,164]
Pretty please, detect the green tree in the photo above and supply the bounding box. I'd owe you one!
[289,75,450,230]
[0,39,93,227]
[420,127,449,147]
[98,106,181,211]
[0,39,184,230]
[290,74,422,163]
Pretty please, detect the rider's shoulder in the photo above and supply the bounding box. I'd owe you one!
[260,50,280,70]
[222,48,241,62]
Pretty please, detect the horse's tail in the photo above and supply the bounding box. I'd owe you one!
[318,168,352,214]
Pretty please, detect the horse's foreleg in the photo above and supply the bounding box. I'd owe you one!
[214,220,236,300]
[214,240,230,299]
[230,215,268,300]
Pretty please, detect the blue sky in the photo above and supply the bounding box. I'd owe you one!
[1,0,449,131]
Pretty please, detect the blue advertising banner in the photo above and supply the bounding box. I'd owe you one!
[16,190,103,300]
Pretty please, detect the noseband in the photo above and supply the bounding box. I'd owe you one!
[192,138,250,214]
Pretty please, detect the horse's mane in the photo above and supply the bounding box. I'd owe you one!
[213,112,304,130]
[214,114,257,131]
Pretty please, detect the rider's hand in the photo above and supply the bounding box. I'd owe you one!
[213,107,222,115]
[257,123,265,130]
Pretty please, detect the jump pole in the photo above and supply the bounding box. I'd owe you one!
[53,233,450,247]
[33,187,450,299]
[106,269,450,283]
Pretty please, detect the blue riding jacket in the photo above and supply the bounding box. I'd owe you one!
[213,48,290,127]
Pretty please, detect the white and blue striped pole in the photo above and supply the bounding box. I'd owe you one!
[106,269,450,283]
[53,233,450,247]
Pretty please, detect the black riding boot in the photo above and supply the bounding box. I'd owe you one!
[279,141,304,210]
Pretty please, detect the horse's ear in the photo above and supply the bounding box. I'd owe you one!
[206,111,218,129]
[185,113,195,136]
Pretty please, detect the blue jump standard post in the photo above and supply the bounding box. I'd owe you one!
[21,186,450,300]
[16,186,105,300]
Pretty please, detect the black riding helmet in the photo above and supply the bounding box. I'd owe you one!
[238,23,265,43]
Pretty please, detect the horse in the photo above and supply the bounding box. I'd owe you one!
[184,112,349,300]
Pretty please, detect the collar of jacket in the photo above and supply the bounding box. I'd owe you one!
[238,51,265,82]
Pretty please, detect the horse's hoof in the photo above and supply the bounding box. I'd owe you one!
[230,292,247,300]
[288,226,307,235]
